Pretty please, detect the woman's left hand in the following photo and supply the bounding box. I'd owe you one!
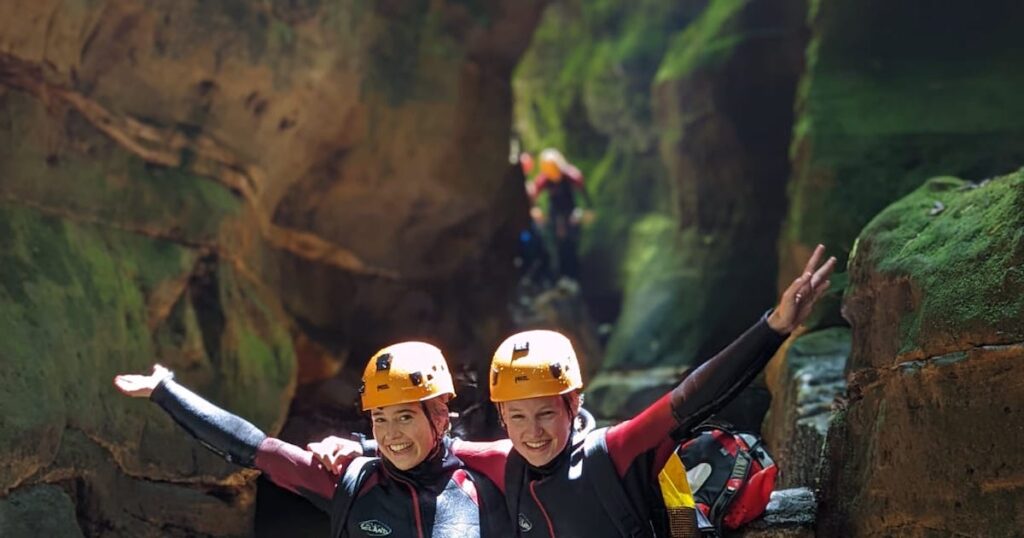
[767,244,837,334]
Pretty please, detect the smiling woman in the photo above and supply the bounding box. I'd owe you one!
[113,342,513,537]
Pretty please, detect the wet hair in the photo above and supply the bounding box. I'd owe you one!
[423,395,452,440]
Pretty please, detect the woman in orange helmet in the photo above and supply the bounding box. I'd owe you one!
[114,342,511,537]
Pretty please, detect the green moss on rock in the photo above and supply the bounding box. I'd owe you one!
[0,484,84,537]
[0,201,295,492]
[847,170,1024,359]
[784,0,1024,268]
[655,0,749,82]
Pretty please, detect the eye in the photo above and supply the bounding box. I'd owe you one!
[372,416,386,424]
[397,414,414,423]
[539,410,556,419]
[509,413,526,421]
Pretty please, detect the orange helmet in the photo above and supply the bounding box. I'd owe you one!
[360,342,456,410]
[538,148,566,179]
[489,330,583,402]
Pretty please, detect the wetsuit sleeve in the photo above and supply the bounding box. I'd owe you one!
[605,312,787,476]
[667,312,786,433]
[149,378,337,508]
[255,438,339,509]
[450,439,514,493]
[150,377,266,467]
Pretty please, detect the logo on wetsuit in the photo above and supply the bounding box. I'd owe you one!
[358,520,392,536]
[518,513,533,532]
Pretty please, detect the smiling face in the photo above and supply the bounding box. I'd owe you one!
[370,403,439,470]
[500,395,575,467]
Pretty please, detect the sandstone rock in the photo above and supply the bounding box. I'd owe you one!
[818,171,1024,536]
[1,1,547,533]
[0,201,293,536]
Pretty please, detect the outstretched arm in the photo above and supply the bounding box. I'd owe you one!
[669,244,835,431]
[114,366,338,508]
[606,245,836,474]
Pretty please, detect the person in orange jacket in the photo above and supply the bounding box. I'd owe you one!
[528,148,591,279]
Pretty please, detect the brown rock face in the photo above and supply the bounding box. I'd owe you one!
[818,173,1024,536]
[0,0,546,535]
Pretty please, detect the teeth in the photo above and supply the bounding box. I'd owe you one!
[524,441,549,449]
[388,442,413,453]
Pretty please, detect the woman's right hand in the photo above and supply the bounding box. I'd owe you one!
[307,436,363,474]
[113,364,172,398]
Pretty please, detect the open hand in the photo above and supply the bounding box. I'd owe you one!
[113,364,172,398]
[767,244,837,334]
[307,436,363,474]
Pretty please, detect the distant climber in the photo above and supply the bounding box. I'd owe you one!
[513,152,553,286]
[528,148,592,280]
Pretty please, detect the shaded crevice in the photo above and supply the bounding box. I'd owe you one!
[189,254,227,375]
[845,340,1024,400]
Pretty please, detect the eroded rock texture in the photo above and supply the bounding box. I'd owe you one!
[819,172,1024,536]
[0,0,545,535]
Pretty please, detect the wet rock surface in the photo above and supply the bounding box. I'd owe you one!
[732,488,816,537]
[764,328,849,489]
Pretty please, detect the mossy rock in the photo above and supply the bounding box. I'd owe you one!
[783,0,1024,273]
[844,171,1024,367]
[0,202,295,537]
[0,484,84,537]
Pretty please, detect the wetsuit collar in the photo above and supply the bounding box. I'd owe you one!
[381,437,461,492]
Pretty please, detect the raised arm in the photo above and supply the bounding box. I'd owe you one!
[606,245,836,474]
[114,366,338,509]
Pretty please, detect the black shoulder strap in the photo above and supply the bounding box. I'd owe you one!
[329,456,380,538]
[461,467,516,537]
[583,428,654,538]
[504,450,529,537]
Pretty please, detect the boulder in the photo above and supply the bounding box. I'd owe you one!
[818,172,1024,535]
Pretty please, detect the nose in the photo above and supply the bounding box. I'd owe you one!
[374,421,401,442]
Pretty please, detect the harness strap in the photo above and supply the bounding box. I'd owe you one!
[709,449,751,530]
[329,456,380,538]
[584,428,655,538]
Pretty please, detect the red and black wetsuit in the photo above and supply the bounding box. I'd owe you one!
[530,165,589,279]
[449,313,786,537]
[530,166,587,219]
[150,380,511,537]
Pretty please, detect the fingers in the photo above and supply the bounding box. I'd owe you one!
[802,244,825,276]
[788,271,812,306]
[811,256,837,289]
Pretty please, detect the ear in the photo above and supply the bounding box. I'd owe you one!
[495,403,507,429]
[566,391,582,417]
